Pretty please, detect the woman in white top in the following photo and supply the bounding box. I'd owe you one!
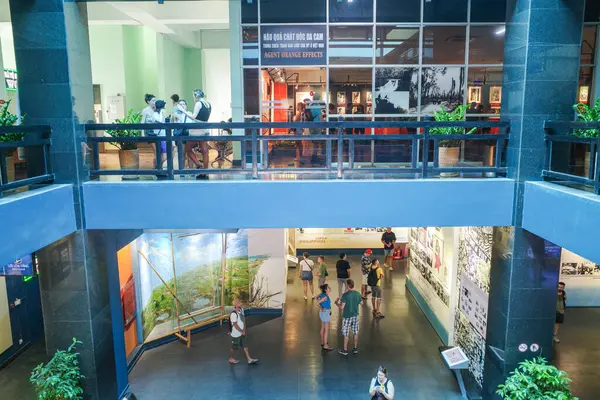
[369,366,395,400]
[141,94,158,167]
[299,252,315,300]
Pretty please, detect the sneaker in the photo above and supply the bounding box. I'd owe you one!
[338,349,349,356]
[554,336,560,343]
[304,296,307,300]
[352,348,359,354]
[389,267,394,271]
[383,263,388,268]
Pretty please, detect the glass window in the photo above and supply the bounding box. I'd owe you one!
[376,27,420,65]
[424,0,468,23]
[422,27,467,64]
[243,27,259,66]
[467,67,503,114]
[585,1,600,22]
[329,0,373,23]
[421,67,465,113]
[260,0,326,23]
[374,67,418,114]
[376,0,420,23]
[469,26,505,65]
[470,0,506,23]
[244,69,259,116]
[329,26,373,65]
[241,0,258,24]
[581,26,597,65]
[578,67,594,104]
[329,68,372,117]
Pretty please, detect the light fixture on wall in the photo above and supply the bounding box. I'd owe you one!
[495,27,506,36]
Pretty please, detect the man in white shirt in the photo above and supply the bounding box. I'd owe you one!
[229,298,259,365]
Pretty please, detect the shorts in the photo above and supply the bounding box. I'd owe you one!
[319,309,331,323]
[371,286,382,299]
[384,249,393,257]
[231,335,246,350]
[341,316,359,336]
[362,274,369,285]
[301,271,313,281]
[160,141,167,154]
[556,312,564,324]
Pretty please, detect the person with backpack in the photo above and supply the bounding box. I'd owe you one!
[361,249,373,299]
[228,298,259,365]
[368,259,385,318]
[369,366,395,399]
[316,284,333,351]
[299,252,315,300]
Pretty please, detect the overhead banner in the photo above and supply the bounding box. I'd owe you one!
[261,25,327,66]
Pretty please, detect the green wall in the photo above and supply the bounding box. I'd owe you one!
[184,48,203,105]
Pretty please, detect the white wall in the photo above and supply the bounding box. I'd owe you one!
[0,277,13,355]
[0,28,15,70]
[560,248,600,306]
[201,48,231,122]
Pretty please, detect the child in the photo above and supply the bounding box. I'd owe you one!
[361,249,373,299]
[316,284,333,351]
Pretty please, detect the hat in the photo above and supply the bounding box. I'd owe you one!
[365,249,373,254]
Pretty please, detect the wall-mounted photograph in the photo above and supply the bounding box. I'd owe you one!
[366,91,373,104]
[352,91,361,104]
[421,67,465,114]
[375,67,418,114]
[489,86,502,104]
[467,86,481,103]
[337,92,346,105]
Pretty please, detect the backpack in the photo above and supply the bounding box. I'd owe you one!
[226,310,238,335]
[367,267,379,287]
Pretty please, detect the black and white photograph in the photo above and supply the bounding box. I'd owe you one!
[374,67,418,114]
[337,92,346,105]
[421,67,465,114]
[561,262,578,275]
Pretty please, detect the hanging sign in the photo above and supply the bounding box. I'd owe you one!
[260,25,327,66]
[4,69,17,91]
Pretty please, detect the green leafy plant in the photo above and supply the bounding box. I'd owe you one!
[429,105,476,147]
[572,98,600,138]
[30,338,85,400]
[0,99,25,143]
[106,109,142,150]
[496,357,578,400]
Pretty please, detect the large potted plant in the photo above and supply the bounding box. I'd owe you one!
[497,357,578,400]
[30,338,85,400]
[430,105,476,177]
[573,98,600,176]
[0,99,24,182]
[106,109,142,180]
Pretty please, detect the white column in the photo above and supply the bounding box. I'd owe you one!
[229,0,243,161]
[0,38,7,100]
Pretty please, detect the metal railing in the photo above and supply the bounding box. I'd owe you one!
[544,121,600,194]
[0,125,54,197]
[85,120,509,180]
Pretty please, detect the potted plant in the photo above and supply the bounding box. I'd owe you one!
[497,357,578,400]
[573,98,600,176]
[30,338,85,400]
[106,109,142,180]
[0,99,24,182]
[430,105,476,177]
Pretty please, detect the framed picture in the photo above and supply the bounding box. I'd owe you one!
[579,86,589,103]
[366,105,373,114]
[352,91,361,104]
[337,92,346,105]
[336,106,346,115]
[366,91,372,104]
[489,86,502,104]
[467,86,482,103]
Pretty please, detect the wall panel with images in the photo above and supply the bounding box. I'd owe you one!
[454,226,493,390]
[559,249,600,306]
[248,229,287,308]
[295,228,409,250]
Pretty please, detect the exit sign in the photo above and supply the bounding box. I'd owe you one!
[4,69,17,91]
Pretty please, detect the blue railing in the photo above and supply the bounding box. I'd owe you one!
[85,120,509,180]
[544,121,600,194]
[0,125,54,197]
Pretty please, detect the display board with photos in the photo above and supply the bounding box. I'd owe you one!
[559,248,600,307]
[408,228,449,306]
[295,228,408,250]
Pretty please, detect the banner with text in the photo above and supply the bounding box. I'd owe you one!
[261,25,327,66]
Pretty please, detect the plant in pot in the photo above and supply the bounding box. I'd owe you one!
[106,109,142,180]
[429,105,476,177]
[497,357,578,400]
[572,98,600,177]
[30,338,85,400]
[0,99,25,183]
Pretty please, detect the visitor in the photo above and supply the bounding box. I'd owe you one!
[153,100,168,167]
[299,252,315,300]
[292,102,307,162]
[179,89,212,179]
[361,249,373,299]
[141,93,158,167]
[228,298,259,365]
[368,259,385,318]
[335,279,362,356]
[381,228,396,271]
[316,284,333,351]
[336,253,351,299]
[369,366,395,399]
[170,94,180,118]
[554,282,567,343]
[315,255,328,287]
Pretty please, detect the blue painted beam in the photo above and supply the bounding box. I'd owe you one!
[523,182,600,264]
[83,179,515,230]
[0,185,77,266]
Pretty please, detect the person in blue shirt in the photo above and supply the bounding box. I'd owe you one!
[316,284,333,351]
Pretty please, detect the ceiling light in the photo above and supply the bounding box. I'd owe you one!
[495,27,506,36]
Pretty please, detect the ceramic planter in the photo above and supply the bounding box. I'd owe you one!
[118,149,139,180]
[439,146,460,178]
[3,154,15,182]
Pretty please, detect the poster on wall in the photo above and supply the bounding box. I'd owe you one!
[4,69,17,91]
[296,228,409,250]
[248,229,286,309]
[458,272,489,337]
[261,25,327,66]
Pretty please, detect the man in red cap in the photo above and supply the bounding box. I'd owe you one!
[360,249,373,299]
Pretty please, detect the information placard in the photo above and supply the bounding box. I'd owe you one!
[459,272,489,337]
[261,25,327,66]
[441,346,469,369]
[1,255,33,276]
